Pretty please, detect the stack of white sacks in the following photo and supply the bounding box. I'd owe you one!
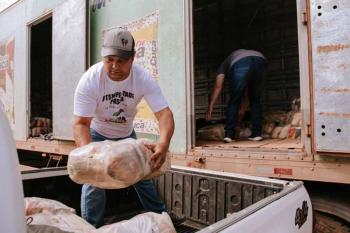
[25,197,176,233]
[262,98,302,140]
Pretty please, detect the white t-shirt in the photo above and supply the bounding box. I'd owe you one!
[74,62,168,138]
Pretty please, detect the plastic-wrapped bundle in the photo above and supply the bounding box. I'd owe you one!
[27,224,74,233]
[25,197,75,216]
[263,122,276,135]
[25,198,176,233]
[198,124,225,141]
[67,138,170,189]
[25,197,95,233]
[271,126,283,139]
[28,212,95,233]
[95,212,176,233]
[291,112,302,126]
[239,127,252,138]
[278,124,291,139]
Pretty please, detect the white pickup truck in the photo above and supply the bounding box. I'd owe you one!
[0,108,313,233]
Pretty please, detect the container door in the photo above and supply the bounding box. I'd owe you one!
[52,0,88,140]
[310,1,350,153]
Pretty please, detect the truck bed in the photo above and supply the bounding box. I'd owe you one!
[155,166,286,230]
[100,166,290,232]
[20,164,305,232]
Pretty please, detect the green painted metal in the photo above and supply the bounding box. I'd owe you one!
[90,0,187,154]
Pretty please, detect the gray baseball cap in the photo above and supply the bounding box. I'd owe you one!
[101,29,135,59]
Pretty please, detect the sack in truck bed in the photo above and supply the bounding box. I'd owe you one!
[25,197,176,233]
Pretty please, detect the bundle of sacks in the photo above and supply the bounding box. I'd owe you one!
[198,124,225,141]
[26,197,95,233]
[197,114,301,141]
[262,98,302,139]
[197,98,302,141]
[240,98,302,140]
[67,138,170,189]
[262,111,302,139]
[25,197,176,233]
[197,123,253,141]
[30,117,52,137]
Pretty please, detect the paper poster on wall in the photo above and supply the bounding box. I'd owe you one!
[0,36,15,126]
[104,11,160,135]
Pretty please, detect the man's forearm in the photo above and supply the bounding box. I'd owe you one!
[157,109,174,148]
[209,86,222,107]
[73,124,92,147]
[209,75,224,107]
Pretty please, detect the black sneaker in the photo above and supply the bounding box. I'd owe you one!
[168,212,186,226]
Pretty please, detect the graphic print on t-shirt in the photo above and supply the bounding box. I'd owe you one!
[102,90,135,124]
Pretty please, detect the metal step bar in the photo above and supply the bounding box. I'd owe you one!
[21,167,68,180]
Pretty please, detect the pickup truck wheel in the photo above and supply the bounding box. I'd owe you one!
[314,211,350,233]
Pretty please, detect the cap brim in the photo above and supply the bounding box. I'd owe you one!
[101,47,134,59]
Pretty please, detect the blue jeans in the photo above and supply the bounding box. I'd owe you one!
[81,129,167,227]
[225,56,266,138]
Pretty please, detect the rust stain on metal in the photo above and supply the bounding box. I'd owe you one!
[319,65,330,70]
[319,112,350,118]
[274,167,292,176]
[320,88,350,93]
[317,44,350,53]
[319,64,349,70]
[338,64,350,69]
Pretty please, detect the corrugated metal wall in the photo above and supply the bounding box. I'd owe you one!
[194,0,300,120]
[156,168,282,225]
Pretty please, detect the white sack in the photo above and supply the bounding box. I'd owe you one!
[239,127,252,138]
[28,212,95,233]
[263,111,288,125]
[95,212,176,233]
[278,125,291,139]
[25,197,75,216]
[263,122,275,134]
[25,198,175,233]
[68,138,170,189]
[271,126,283,139]
[291,112,302,126]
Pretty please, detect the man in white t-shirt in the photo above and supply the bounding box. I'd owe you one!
[73,29,175,227]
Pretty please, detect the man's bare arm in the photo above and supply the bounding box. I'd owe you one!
[147,107,174,171]
[155,107,174,148]
[206,74,225,120]
[72,116,93,147]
